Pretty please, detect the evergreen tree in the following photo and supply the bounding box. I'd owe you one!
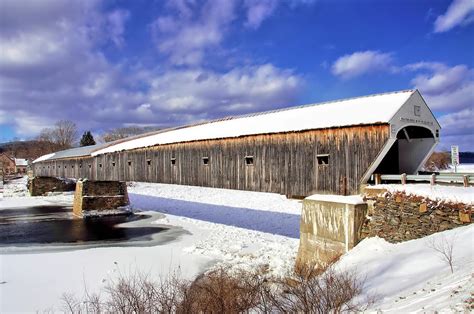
[80,131,96,147]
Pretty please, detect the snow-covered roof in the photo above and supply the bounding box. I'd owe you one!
[32,144,107,163]
[34,89,420,162]
[92,90,415,156]
[14,158,28,166]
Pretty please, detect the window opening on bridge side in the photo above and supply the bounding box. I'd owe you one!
[147,159,151,166]
[202,157,209,165]
[245,156,254,166]
[317,154,329,165]
[171,157,176,166]
[128,160,132,166]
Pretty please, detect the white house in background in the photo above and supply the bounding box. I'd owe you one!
[14,158,28,173]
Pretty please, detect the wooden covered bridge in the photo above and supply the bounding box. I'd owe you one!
[33,90,440,197]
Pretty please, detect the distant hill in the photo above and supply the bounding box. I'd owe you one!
[0,140,63,160]
[460,152,474,164]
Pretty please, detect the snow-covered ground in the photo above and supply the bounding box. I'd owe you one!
[373,184,474,205]
[1,177,473,312]
[340,225,474,312]
[441,163,474,173]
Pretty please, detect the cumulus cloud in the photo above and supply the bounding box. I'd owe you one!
[434,0,474,33]
[438,108,474,150]
[331,51,394,79]
[244,0,278,29]
[106,9,130,47]
[151,0,317,65]
[146,64,302,119]
[151,0,238,66]
[406,62,474,150]
[408,63,474,112]
[0,0,304,138]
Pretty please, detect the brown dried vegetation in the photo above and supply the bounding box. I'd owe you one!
[61,261,374,313]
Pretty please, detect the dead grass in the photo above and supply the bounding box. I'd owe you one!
[61,261,374,313]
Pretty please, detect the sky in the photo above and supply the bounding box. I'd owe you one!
[0,0,472,150]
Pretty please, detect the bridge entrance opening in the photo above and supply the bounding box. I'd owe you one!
[374,126,436,175]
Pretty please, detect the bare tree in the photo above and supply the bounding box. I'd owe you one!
[428,234,456,274]
[36,120,77,150]
[52,120,77,149]
[102,126,159,143]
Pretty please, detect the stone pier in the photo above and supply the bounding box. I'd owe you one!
[73,180,130,217]
[28,176,76,196]
[296,194,367,268]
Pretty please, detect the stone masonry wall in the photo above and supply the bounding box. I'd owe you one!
[362,189,472,243]
[73,180,130,217]
[28,176,76,196]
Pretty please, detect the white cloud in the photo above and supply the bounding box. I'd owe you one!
[407,62,474,151]
[408,63,474,112]
[411,65,470,95]
[437,108,474,151]
[146,64,302,121]
[151,0,318,65]
[0,0,306,139]
[331,51,394,79]
[244,0,278,29]
[106,9,130,47]
[438,107,474,135]
[434,0,474,33]
[151,0,237,66]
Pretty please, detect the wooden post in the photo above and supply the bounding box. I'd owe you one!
[464,175,469,187]
[341,176,348,196]
[430,173,436,186]
[401,173,407,185]
[374,174,381,185]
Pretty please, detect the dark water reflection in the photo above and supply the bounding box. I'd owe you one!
[0,205,167,246]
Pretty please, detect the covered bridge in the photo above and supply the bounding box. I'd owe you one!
[33,90,440,196]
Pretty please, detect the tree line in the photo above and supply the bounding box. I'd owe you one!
[36,120,160,151]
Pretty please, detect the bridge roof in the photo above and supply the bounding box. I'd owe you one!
[35,89,427,162]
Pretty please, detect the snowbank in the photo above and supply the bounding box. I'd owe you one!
[373,184,474,205]
[340,224,474,312]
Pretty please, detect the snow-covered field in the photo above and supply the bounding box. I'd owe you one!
[1,177,473,312]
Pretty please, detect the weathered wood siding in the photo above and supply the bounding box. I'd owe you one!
[33,124,390,196]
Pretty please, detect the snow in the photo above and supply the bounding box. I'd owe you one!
[339,225,474,312]
[371,184,474,205]
[14,158,28,166]
[0,179,301,312]
[441,163,474,173]
[306,194,365,204]
[32,152,55,163]
[1,177,473,312]
[91,90,414,156]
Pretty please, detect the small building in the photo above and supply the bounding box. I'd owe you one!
[14,158,28,173]
[0,153,16,175]
[33,90,440,196]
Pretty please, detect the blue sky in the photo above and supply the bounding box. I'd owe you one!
[0,0,472,150]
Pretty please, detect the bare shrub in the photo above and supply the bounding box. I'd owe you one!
[60,263,370,313]
[428,234,456,273]
[264,263,368,313]
[424,151,450,171]
[180,266,266,313]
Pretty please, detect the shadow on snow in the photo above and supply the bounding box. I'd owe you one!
[129,193,300,238]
